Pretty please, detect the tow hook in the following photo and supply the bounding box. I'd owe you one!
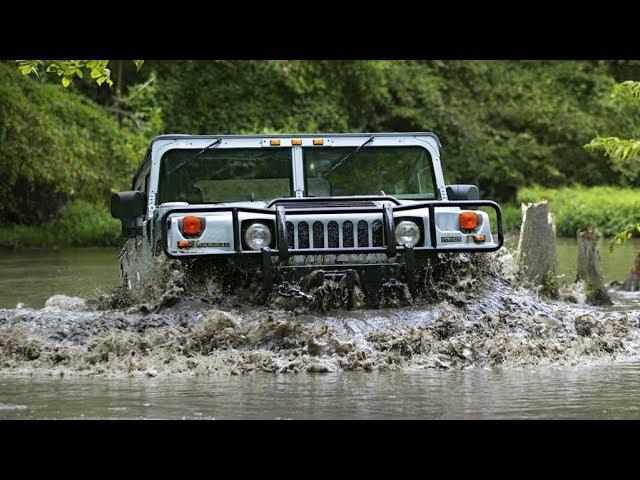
[382,278,405,290]
[276,282,315,302]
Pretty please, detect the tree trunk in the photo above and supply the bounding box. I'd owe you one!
[576,226,612,305]
[622,252,640,291]
[112,60,124,124]
[516,201,558,298]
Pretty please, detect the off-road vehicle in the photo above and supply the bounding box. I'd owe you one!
[111,133,503,305]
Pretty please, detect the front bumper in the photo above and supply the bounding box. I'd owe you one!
[160,199,504,300]
[161,199,504,257]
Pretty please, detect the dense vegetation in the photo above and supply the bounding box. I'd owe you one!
[1,60,640,247]
[585,80,640,246]
[517,186,640,237]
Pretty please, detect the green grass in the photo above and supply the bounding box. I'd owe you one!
[515,186,640,238]
[0,200,121,248]
[499,203,523,233]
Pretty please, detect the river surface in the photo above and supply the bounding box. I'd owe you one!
[0,239,639,419]
[2,361,640,419]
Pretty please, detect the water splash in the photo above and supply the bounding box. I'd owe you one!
[1,248,639,376]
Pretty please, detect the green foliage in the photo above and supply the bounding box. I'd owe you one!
[517,186,640,238]
[584,79,640,250]
[584,80,640,183]
[585,136,640,180]
[118,72,163,138]
[0,62,147,224]
[150,60,638,201]
[15,60,118,87]
[609,222,640,251]
[5,60,640,247]
[499,204,524,232]
[0,200,121,247]
[612,80,640,102]
[15,60,144,88]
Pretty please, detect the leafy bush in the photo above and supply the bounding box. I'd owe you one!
[0,200,121,247]
[0,62,146,225]
[499,203,523,233]
[517,186,640,237]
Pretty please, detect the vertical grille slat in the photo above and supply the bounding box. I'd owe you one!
[312,221,324,249]
[343,220,354,248]
[357,220,369,247]
[372,220,383,247]
[286,221,294,248]
[298,221,310,249]
[328,221,339,248]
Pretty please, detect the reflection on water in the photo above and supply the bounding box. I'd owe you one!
[0,248,119,309]
[0,239,638,309]
[2,360,640,419]
[556,238,639,287]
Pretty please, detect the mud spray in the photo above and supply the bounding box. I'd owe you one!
[1,248,639,377]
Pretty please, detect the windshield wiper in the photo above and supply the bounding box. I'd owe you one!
[167,138,222,175]
[322,135,374,178]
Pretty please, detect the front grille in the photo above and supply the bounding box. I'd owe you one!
[285,218,384,250]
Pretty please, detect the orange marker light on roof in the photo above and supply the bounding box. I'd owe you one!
[312,138,324,145]
[291,139,302,145]
[270,139,281,146]
[459,211,478,231]
[182,216,202,236]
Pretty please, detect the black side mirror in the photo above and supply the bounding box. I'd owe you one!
[445,184,479,201]
[111,191,147,237]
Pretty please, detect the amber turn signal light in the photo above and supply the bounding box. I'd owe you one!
[182,216,202,236]
[472,234,486,243]
[177,241,190,248]
[459,211,478,231]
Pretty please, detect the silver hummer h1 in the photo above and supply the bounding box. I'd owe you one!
[111,133,503,305]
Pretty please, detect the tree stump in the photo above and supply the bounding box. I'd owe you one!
[516,201,558,298]
[576,226,613,305]
[622,252,640,291]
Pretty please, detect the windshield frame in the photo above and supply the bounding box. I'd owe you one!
[147,134,444,216]
[300,145,440,200]
[157,147,295,205]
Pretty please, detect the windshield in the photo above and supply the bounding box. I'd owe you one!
[158,148,293,204]
[303,146,437,198]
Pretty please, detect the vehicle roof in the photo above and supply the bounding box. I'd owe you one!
[133,132,443,184]
[148,132,443,149]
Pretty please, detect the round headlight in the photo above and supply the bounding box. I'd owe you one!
[395,220,421,247]
[244,223,272,250]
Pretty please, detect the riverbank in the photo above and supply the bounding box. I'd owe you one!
[0,201,120,248]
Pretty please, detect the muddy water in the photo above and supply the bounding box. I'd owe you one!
[0,248,119,309]
[1,241,640,419]
[2,239,638,309]
[2,361,640,419]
